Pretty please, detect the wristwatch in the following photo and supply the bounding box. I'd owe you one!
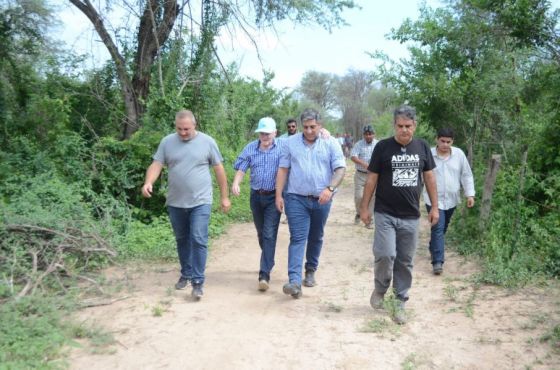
[327,186,337,192]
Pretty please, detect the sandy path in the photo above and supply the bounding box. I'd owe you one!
[69,165,559,370]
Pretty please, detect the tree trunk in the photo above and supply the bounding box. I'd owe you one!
[70,0,179,140]
[125,0,179,139]
[479,154,502,229]
[513,148,528,237]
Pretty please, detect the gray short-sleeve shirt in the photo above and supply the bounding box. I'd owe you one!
[153,132,223,208]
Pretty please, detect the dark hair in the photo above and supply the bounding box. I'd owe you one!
[363,125,375,134]
[393,105,416,122]
[437,127,455,139]
[286,118,297,126]
[300,108,321,123]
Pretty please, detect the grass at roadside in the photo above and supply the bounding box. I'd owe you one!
[1,187,252,368]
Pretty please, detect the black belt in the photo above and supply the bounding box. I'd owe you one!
[254,189,275,195]
[289,193,320,200]
[357,170,367,174]
[299,194,319,200]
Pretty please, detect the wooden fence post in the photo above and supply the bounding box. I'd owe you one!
[479,154,502,229]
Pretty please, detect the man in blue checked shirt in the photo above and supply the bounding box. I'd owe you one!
[275,108,346,299]
[232,117,284,292]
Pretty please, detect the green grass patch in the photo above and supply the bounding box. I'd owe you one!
[0,296,74,369]
[540,324,560,353]
[359,317,392,333]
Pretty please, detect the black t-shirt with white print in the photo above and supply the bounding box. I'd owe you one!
[368,137,435,219]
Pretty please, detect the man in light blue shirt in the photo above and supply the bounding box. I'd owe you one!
[232,117,284,292]
[275,108,346,298]
[423,127,475,275]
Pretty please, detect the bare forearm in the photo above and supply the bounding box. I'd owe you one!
[424,170,438,209]
[330,167,346,188]
[144,161,163,186]
[232,170,245,187]
[360,173,378,211]
[350,156,368,168]
[214,164,229,199]
[275,168,288,197]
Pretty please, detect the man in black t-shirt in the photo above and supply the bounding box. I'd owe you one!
[359,105,439,324]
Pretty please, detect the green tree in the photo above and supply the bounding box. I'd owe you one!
[298,70,337,111]
[334,69,374,138]
[69,0,357,139]
[374,0,560,282]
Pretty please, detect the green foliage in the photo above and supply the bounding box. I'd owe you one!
[375,0,560,286]
[0,295,74,369]
[1,175,119,298]
[540,324,560,353]
[449,165,560,286]
[116,216,176,261]
[90,132,161,215]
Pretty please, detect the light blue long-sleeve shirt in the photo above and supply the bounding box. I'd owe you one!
[279,133,346,196]
[423,146,475,210]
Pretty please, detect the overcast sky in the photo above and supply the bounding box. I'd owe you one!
[57,0,560,90]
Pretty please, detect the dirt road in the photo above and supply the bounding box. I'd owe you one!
[69,165,559,369]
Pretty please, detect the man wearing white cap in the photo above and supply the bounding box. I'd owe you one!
[232,117,285,292]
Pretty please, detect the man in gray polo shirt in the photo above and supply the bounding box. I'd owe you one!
[142,110,231,300]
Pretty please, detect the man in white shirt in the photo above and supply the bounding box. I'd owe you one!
[279,118,297,138]
[423,127,475,275]
[350,125,378,228]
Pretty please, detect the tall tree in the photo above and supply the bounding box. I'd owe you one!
[298,71,336,111]
[69,0,357,139]
[334,69,373,138]
[0,0,54,133]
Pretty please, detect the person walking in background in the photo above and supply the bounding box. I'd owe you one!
[343,133,354,158]
[360,105,439,324]
[350,124,378,229]
[423,127,475,275]
[279,118,298,138]
[141,110,231,300]
[275,108,346,299]
[278,118,297,224]
[231,117,283,292]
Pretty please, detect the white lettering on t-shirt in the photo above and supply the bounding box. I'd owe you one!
[391,154,420,187]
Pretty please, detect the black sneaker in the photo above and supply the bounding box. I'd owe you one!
[433,262,443,275]
[282,282,302,299]
[191,284,204,300]
[303,270,316,287]
[175,277,191,290]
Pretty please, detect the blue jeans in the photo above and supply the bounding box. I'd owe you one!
[250,190,281,279]
[425,205,456,265]
[285,193,332,285]
[167,204,211,285]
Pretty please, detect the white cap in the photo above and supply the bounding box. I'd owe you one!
[255,117,277,133]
